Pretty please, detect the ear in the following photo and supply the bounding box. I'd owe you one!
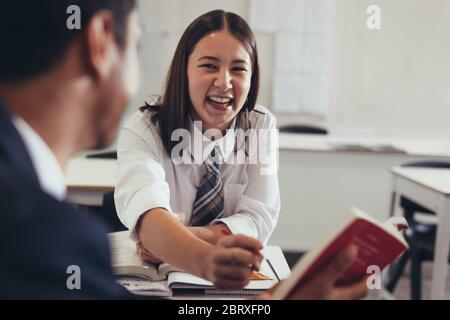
[83,11,117,80]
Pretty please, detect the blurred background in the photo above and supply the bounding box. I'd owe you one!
[74,0,450,299]
[124,0,450,139]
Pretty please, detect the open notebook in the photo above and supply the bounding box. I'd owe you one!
[108,231,290,297]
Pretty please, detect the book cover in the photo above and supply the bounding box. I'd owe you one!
[271,207,408,300]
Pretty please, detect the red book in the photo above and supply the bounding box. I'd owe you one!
[272,207,408,300]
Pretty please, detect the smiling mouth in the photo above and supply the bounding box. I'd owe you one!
[206,96,234,108]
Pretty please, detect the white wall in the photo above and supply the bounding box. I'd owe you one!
[271,149,448,251]
[329,0,450,139]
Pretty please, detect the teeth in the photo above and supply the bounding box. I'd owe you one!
[208,96,232,104]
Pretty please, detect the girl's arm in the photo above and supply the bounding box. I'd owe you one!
[187,223,232,245]
[136,207,263,289]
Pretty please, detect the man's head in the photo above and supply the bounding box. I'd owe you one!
[0,0,139,149]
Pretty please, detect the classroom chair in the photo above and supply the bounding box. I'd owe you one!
[85,151,126,232]
[101,191,128,233]
[86,150,117,159]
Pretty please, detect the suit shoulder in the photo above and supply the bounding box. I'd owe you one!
[0,166,127,298]
[0,161,101,257]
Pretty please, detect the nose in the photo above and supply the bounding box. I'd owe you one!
[214,69,233,91]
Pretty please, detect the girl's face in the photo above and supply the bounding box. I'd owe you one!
[187,29,252,133]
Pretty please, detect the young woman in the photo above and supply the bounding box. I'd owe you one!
[114,10,280,288]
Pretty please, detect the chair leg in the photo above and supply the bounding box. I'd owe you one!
[410,248,422,300]
[386,251,410,292]
[389,192,396,217]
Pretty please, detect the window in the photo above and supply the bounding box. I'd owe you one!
[249,0,336,119]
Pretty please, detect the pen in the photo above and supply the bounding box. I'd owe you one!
[266,258,281,282]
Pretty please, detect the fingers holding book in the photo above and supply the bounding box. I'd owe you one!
[284,245,368,300]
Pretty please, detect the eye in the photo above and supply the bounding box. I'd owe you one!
[200,64,218,70]
[232,67,248,72]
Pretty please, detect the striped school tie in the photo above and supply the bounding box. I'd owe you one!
[190,148,224,226]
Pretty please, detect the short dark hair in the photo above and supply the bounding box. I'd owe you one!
[0,0,136,83]
[142,10,260,156]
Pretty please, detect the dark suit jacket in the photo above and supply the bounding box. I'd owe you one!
[0,102,130,299]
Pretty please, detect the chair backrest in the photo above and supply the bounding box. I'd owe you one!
[101,191,128,233]
[87,151,117,159]
[85,152,125,232]
[279,125,328,135]
[402,161,450,169]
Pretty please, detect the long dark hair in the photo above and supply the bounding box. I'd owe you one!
[141,9,260,156]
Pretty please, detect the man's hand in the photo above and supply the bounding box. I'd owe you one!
[271,245,368,300]
[204,235,263,290]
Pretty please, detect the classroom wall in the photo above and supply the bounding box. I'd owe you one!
[271,149,443,251]
[329,0,450,139]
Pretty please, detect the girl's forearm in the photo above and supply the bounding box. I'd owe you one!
[187,224,232,245]
[136,208,213,279]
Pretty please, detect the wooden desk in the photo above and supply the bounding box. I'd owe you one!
[66,158,117,206]
[390,167,450,299]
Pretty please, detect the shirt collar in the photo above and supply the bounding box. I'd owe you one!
[12,117,67,201]
[187,117,237,165]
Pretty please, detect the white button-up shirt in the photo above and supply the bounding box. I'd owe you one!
[12,117,67,201]
[114,105,280,244]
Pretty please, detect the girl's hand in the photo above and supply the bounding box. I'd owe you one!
[203,235,263,289]
[136,241,163,264]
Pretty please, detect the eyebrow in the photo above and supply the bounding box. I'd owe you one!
[198,56,249,64]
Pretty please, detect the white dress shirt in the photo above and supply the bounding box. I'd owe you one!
[114,105,280,244]
[12,117,67,201]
